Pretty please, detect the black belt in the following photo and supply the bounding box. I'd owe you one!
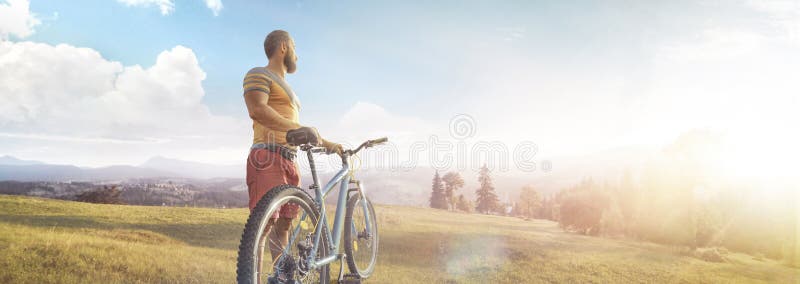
[251,143,296,161]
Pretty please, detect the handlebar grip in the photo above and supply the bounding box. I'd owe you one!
[371,137,388,144]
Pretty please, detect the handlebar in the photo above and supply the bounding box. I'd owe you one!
[307,137,388,156]
[346,137,388,155]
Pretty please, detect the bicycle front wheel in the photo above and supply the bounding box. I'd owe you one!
[237,185,330,284]
[343,192,378,278]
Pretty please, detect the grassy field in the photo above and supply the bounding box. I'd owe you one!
[0,194,797,283]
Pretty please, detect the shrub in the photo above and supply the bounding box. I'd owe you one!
[76,186,124,204]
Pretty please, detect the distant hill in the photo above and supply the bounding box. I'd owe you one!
[0,155,45,166]
[321,145,659,206]
[0,155,242,182]
[140,156,242,179]
[0,145,658,205]
[0,163,178,181]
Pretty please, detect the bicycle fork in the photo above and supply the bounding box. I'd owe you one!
[354,181,373,239]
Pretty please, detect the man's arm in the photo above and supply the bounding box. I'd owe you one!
[244,89,302,132]
[244,90,341,153]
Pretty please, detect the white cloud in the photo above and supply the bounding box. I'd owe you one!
[640,3,800,156]
[496,27,525,42]
[747,0,798,14]
[0,0,40,39]
[117,0,174,15]
[657,28,766,62]
[294,101,437,172]
[0,132,169,144]
[0,41,249,166]
[116,0,223,16]
[205,0,223,16]
[336,101,432,141]
[0,40,428,167]
[745,0,800,43]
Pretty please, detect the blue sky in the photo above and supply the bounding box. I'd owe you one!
[1,0,798,172]
[22,0,693,120]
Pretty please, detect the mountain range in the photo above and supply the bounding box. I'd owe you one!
[0,145,658,206]
[0,155,240,182]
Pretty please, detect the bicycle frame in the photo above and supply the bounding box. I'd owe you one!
[282,148,373,270]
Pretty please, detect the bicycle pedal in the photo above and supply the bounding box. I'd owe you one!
[339,274,362,284]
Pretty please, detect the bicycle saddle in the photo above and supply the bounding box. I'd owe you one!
[286,127,321,146]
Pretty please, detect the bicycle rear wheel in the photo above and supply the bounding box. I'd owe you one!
[237,185,330,284]
[343,192,378,278]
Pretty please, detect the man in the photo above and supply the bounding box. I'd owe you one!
[242,30,342,265]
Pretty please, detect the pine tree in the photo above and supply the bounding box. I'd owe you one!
[429,171,448,209]
[475,164,500,214]
[442,172,464,211]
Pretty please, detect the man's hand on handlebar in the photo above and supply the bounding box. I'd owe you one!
[321,139,344,155]
[342,137,389,156]
[301,135,388,157]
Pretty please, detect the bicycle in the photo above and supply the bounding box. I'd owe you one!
[237,134,387,284]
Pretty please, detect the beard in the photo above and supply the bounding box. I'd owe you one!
[285,49,297,74]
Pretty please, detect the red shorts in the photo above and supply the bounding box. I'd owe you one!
[246,148,300,219]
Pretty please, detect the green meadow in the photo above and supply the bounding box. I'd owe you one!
[0,194,796,283]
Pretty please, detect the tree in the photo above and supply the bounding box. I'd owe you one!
[557,178,609,235]
[501,201,513,216]
[455,194,472,212]
[539,195,555,220]
[616,170,639,234]
[442,172,465,211]
[429,171,448,209]
[76,185,124,204]
[474,165,499,214]
[518,185,541,218]
[511,201,521,216]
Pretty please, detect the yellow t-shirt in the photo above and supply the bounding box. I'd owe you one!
[243,67,299,146]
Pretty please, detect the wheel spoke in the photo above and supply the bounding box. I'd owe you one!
[250,195,328,283]
[345,195,378,277]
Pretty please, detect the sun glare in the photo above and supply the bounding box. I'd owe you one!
[717,129,798,183]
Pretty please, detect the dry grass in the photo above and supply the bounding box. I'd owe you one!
[1,195,797,283]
